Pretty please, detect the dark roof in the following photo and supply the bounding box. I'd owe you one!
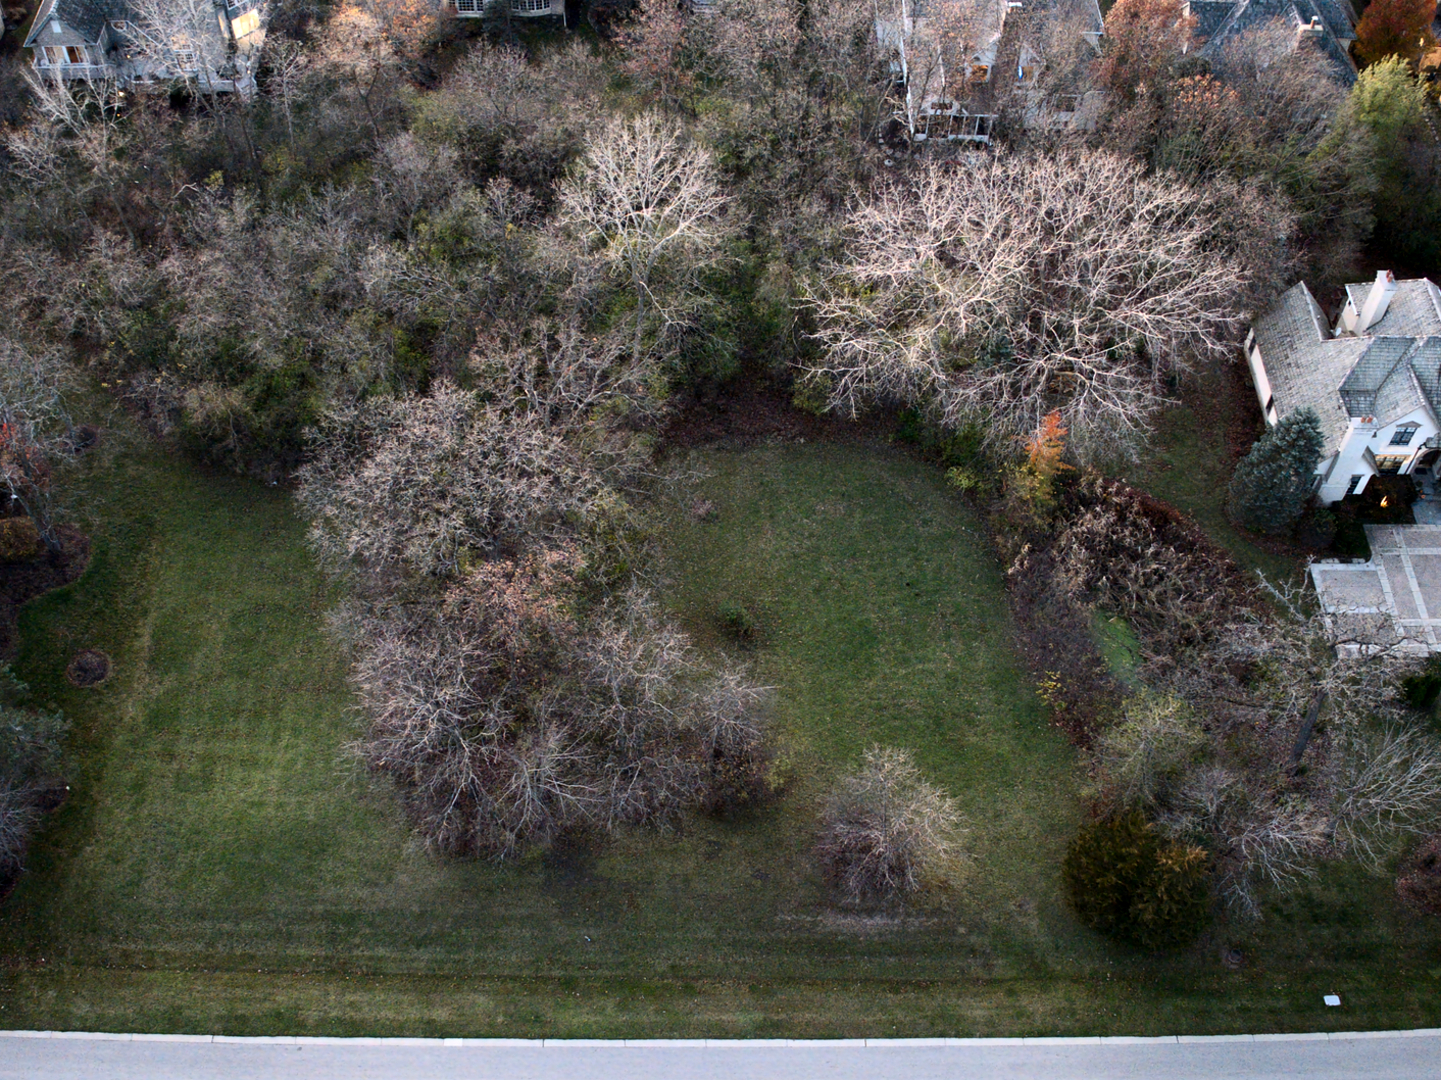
[25,0,130,44]
[1188,0,1235,38]
[1192,0,1357,86]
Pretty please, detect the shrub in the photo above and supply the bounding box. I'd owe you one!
[1226,408,1325,535]
[816,747,963,905]
[1062,810,1210,949]
[0,687,69,880]
[1093,693,1207,810]
[717,603,759,647]
[1295,507,1337,550]
[1402,655,1441,712]
[0,518,41,563]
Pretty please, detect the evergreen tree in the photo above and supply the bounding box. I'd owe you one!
[1227,408,1325,535]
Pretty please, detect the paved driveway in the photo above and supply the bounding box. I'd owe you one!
[4,1031,1440,1080]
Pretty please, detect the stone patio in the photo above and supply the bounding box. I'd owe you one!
[1310,524,1441,655]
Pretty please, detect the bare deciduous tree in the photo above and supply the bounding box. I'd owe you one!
[348,558,770,858]
[805,153,1247,463]
[296,380,611,588]
[558,113,735,363]
[0,337,76,548]
[16,69,136,246]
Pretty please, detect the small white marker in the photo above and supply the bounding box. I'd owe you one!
[1324,994,1341,1006]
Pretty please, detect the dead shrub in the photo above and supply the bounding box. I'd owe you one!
[1049,472,1260,655]
[816,746,963,905]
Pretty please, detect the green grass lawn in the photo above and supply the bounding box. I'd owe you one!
[1123,363,1301,583]
[0,426,1439,1036]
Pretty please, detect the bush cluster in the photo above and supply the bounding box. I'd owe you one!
[1062,811,1210,949]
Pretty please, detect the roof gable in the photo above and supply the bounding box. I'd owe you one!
[24,0,128,45]
[1192,0,1357,85]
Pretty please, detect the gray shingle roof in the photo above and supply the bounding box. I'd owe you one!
[1343,279,1441,338]
[1193,0,1357,85]
[1409,337,1441,407]
[1253,282,1366,454]
[25,0,129,44]
[1340,336,1417,415]
[1373,346,1427,422]
[1188,0,1236,37]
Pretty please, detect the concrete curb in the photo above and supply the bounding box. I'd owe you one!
[4,1029,1441,1047]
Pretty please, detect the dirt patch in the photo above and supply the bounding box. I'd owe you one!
[659,379,892,455]
[66,648,111,687]
[1398,834,1441,915]
[0,523,91,661]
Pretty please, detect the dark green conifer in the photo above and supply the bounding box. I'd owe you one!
[1227,408,1325,535]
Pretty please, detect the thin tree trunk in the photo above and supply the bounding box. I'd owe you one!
[1287,689,1327,775]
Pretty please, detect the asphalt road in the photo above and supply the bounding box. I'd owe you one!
[3,1032,1440,1080]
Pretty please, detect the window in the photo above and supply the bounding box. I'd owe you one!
[112,20,128,30]
[66,46,85,64]
[455,0,481,10]
[969,64,991,82]
[43,46,64,65]
[174,48,197,69]
[231,9,260,37]
[511,0,551,11]
[1376,455,1408,475]
[1346,475,1363,496]
[1391,425,1419,446]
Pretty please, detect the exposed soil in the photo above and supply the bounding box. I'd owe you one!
[0,524,91,660]
[1398,834,1441,916]
[66,648,111,687]
[659,379,893,456]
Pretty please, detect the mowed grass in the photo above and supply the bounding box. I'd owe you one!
[1,427,1440,1036]
[1123,363,1299,582]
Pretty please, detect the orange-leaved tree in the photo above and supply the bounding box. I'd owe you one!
[1354,0,1438,67]
[1095,0,1197,103]
[1026,411,1075,479]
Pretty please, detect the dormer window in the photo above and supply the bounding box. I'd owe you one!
[1391,424,1420,446]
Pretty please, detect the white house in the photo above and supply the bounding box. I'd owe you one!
[453,0,565,21]
[875,0,1011,143]
[1246,271,1441,504]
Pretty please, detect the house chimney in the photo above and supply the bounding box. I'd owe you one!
[1296,14,1323,39]
[1357,270,1398,334]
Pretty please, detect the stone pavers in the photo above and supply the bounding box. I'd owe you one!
[1310,524,1441,654]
